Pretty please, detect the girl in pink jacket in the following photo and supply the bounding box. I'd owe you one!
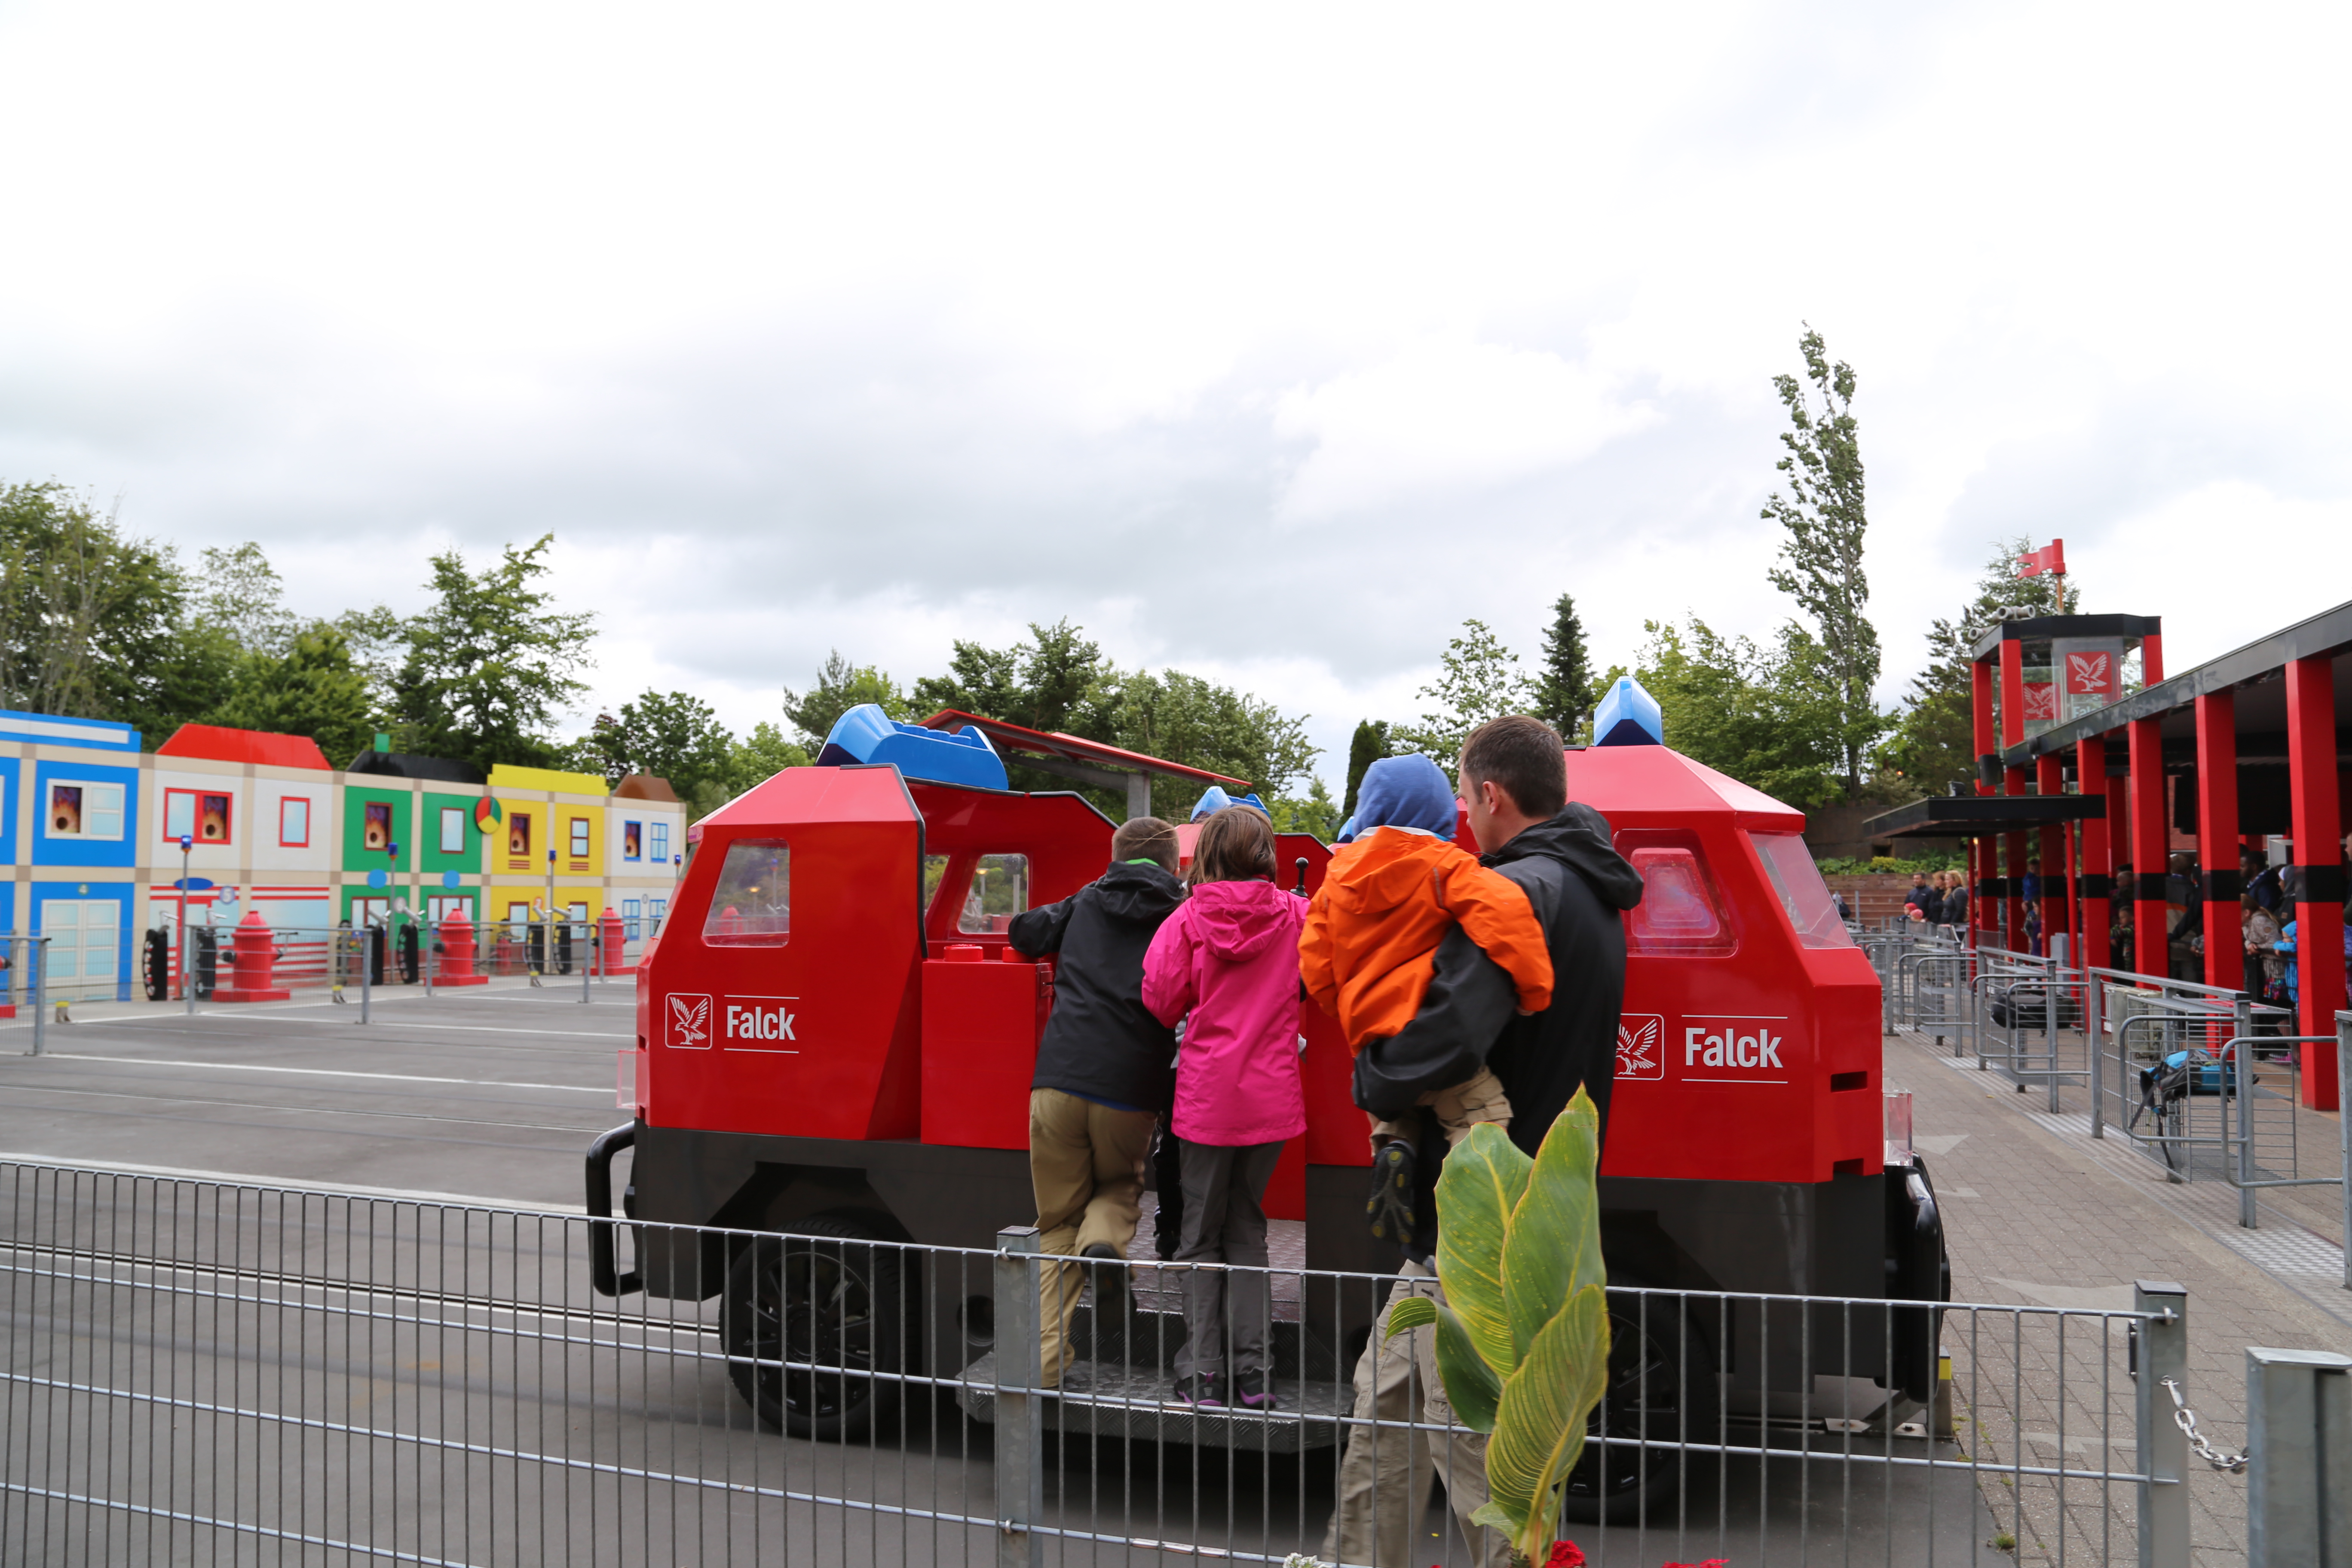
[1141,805,1307,1409]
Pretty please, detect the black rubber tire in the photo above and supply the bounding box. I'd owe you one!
[1560,1287,1716,1525]
[722,1215,908,1443]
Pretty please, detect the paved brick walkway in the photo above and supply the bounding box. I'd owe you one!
[1887,1024,2350,1567]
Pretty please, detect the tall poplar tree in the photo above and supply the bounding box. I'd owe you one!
[1763,326,1883,799]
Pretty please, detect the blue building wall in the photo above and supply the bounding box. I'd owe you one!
[31,758,142,871]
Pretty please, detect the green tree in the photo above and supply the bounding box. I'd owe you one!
[1343,719,1393,818]
[393,535,596,773]
[191,542,300,656]
[1762,327,1883,800]
[0,483,195,735]
[1268,776,1345,843]
[723,720,812,795]
[1878,537,2083,797]
[1606,617,1844,808]
[909,619,1106,735]
[210,623,379,761]
[783,651,911,747]
[1096,667,1319,821]
[1529,593,1595,738]
[581,689,735,797]
[1397,619,1534,772]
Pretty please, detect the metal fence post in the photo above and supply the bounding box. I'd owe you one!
[2136,1280,2191,1568]
[2245,1346,2352,1567]
[28,938,45,1057]
[2089,973,2107,1137]
[2233,995,2259,1228]
[358,922,371,1025]
[2339,1014,2351,1292]
[582,923,592,1004]
[994,1225,1044,1568]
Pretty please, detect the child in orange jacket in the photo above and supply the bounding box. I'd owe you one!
[1299,754,1553,1157]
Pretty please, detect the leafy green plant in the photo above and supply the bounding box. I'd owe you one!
[1384,1088,1611,1567]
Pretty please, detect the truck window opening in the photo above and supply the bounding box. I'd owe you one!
[704,841,790,944]
[959,853,1029,934]
[1749,831,1854,949]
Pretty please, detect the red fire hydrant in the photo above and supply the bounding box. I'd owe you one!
[437,908,490,986]
[211,909,291,1003]
[599,907,630,975]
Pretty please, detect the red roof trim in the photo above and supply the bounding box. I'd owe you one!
[913,710,1249,788]
[155,723,334,771]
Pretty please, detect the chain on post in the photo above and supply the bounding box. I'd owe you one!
[2159,1377,2250,1473]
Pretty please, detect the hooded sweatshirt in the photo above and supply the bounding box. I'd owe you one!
[1355,800,1644,1161]
[1141,879,1310,1146]
[1301,757,1552,1050]
[1010,861,1186,1112]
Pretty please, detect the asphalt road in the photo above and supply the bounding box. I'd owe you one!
[0,980,630,1207]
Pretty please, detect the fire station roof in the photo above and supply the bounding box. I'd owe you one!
[1861,793,2107,841]
[158,723,332,771]
[913,710,1250,788]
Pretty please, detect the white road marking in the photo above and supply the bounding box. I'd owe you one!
[23,1055,607,1094]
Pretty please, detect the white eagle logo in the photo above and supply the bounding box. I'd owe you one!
[1616,1014,1664,1081]
[2067,652,2111,692]
[668,993,711,1048]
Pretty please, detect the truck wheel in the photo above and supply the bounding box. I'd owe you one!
[1561,1288,1714,1525]
[722,1216,907,1442]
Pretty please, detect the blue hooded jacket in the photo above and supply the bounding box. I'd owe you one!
[1343,754,1460,843]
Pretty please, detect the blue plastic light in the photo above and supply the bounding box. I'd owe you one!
[818,704,1010,791]
[1190,785,1268,821]
[1593,676,1664,747]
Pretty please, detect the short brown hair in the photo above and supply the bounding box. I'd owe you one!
[1459,716,1567,820]
[1188,804,1276,887]
[1111,816,1178,873]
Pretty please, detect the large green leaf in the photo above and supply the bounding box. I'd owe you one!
[1499,1089,1605,1364]
[1482,1283,1611,1560]
[1382,1295,1504,1434]
[1433,1122,1532,1377]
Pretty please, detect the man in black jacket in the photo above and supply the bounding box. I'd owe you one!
[1007,816,1185,1389]
[1323,716,1642,1568]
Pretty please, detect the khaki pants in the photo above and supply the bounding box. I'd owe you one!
[1369,1065,1512,1156]
[1320,1262,1512,1568]
[1029,1088,1156,1387]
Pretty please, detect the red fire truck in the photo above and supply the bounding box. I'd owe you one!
[587,690,1948,1516]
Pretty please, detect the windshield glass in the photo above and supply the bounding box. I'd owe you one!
[1749,832,1854,949]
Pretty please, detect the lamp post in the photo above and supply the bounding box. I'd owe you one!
[178,834,193,1016]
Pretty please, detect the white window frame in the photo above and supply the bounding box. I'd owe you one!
[438,806,466,855]
[47,779,126,840]
[279,796,311,848]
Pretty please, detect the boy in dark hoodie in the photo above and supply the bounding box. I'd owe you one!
[1008,815,1187,1389]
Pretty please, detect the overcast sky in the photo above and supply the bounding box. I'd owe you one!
[5,2,2348,790]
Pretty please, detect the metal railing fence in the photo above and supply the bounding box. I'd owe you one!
[0,1158,2205,1566]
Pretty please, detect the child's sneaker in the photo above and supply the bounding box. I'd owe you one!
[1229,1370,1280,1409]
[1366,1139,1417,1247]
[1170,1372,1224,1408]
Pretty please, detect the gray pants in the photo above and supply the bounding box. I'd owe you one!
[1172,1138,1283,1383]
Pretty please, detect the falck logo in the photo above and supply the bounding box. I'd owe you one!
[1616,1014,1665,1081]
[668,993,713,1049]
[2022,683,2058,721]
[2066,652,2112,693]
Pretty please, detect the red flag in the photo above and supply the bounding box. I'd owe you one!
[2017,539,2066,578]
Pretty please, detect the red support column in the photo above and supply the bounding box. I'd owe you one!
[1971,659,1997,793]
[2128,717,2169,980]
[2077,736,2112,971]
[2285,655,2343,1110]
[1971,658,1999,948]
[2037,752,2070,957]
[2000,638,2029,951]
[2141,634,2164,686]
[2194,692,2244,994]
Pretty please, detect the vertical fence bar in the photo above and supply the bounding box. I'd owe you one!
[2090,970,2107,1136]
[359,923,371,1024]
[28,939,46,1056]
[2244,1345,2352,1568]
[994,1225,1043,1568]
[2340,1014,2351,1291]
[2135,1280,2190,1568]
[582,923,592,1004]
[2235,996,2258,1228]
